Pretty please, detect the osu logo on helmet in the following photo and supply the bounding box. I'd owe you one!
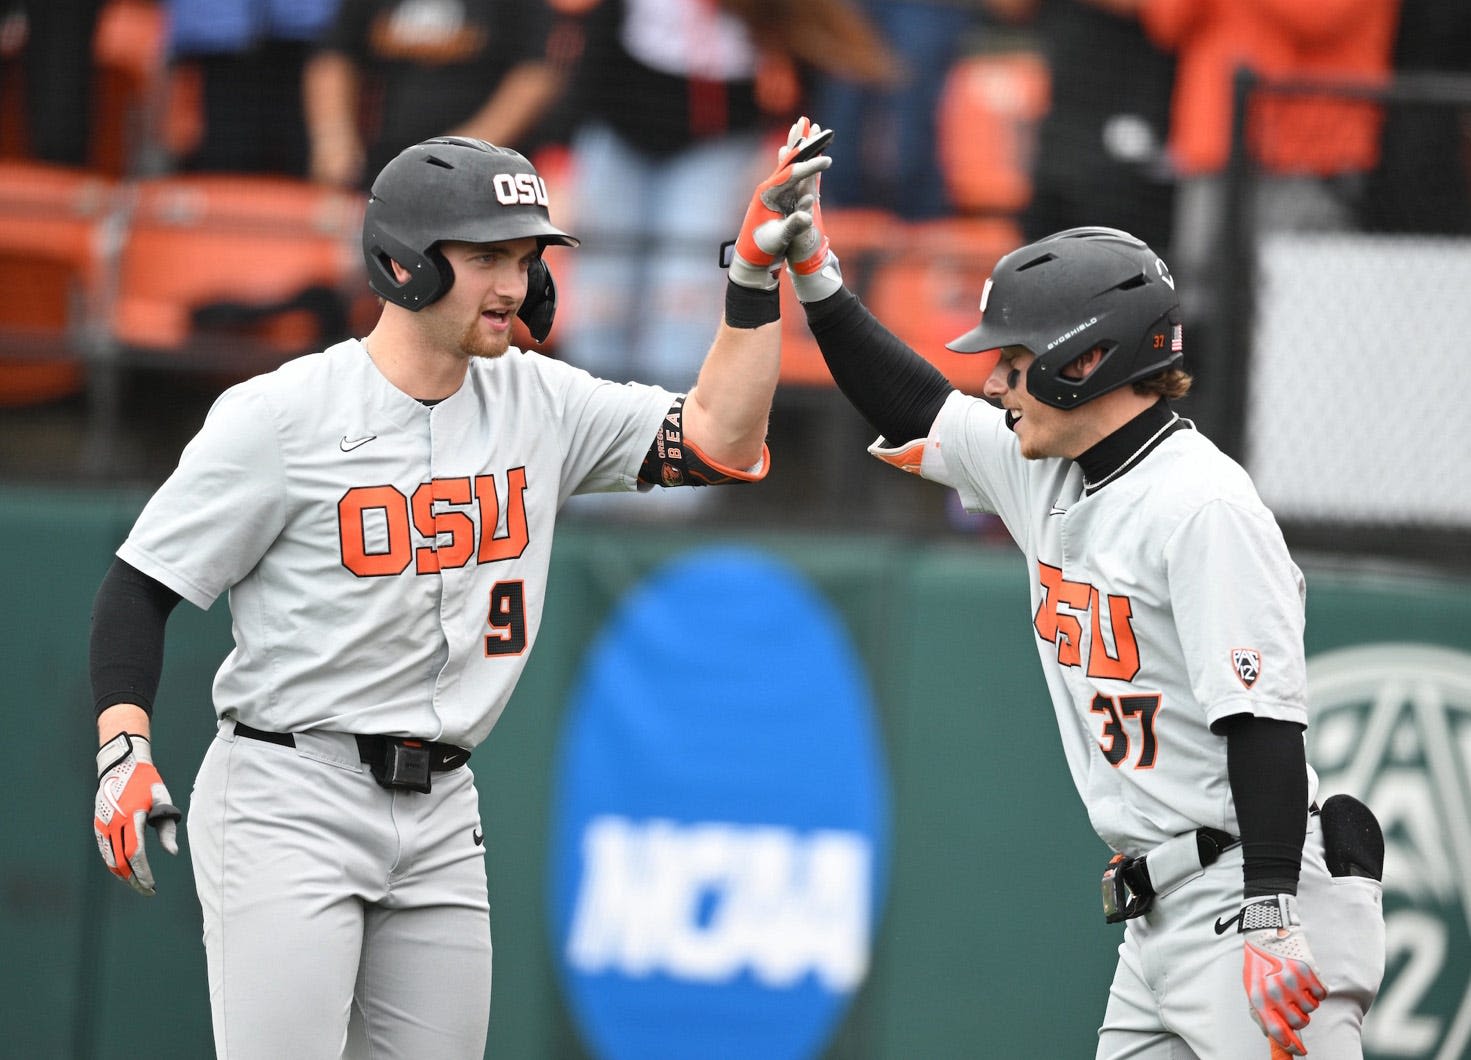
[493,173,549,208]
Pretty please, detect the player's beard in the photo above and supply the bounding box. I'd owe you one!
[460,330,508,361]
[458,315,511,361]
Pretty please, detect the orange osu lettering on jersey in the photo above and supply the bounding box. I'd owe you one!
[339,485,414,576]
[1034,562,1141,680]
[476,467,529,563]
[412,477,475,573]
[339,469,530,577]
[1087,588,1140,680]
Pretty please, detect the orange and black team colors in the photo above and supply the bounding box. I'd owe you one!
[88,122,834,1058]
[123,338,673,743]
[781,212,1386,1057]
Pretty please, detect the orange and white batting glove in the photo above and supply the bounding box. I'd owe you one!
[785,194,844,303]
[1240,894,1328,1055]
[783,155,846,304]
[727,117,833,290]
[94,732,181,896]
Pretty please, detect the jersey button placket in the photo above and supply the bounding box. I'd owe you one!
[427,407,457,739]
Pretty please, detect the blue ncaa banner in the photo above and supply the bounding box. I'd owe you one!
[548,547,891,1060]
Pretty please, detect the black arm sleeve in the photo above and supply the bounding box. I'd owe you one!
[90,557,182,717]
[802,287,955,444]
[1221,714,1309,897]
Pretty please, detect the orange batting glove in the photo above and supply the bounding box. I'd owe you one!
[94,732,181,896]
[1240,894,1328,1055]
[727,117,833,290]
[782,133,845,304]
[784,189,845,303]
[786,186,830,277]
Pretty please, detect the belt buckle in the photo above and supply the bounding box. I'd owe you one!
[1101,853,1153,924]
[370,738,433,794]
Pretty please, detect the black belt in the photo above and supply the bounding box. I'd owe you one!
[233,721,471,772]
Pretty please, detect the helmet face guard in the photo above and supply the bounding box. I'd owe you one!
[362,137,578,341]
[947,227,1182,409]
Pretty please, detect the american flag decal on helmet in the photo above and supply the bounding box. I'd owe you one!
[1171,324,1183,353]
[1232,648,1261,688]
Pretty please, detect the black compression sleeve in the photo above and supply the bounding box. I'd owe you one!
[90,557,182,716]
[1222,714,1309,897]
[802,287,954,443]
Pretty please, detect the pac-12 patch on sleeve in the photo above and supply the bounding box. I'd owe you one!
[1232,648,1262,689]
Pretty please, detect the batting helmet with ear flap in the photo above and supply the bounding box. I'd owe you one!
[946,226,1182,409]
[361,136,578,341]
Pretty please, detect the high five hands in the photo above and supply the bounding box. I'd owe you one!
[727,117,834,292]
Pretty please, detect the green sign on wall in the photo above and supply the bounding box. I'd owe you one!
[2,486,1468,1059]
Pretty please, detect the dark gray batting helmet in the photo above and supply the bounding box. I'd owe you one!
[361,137,578,341]
[946,226,1182,409]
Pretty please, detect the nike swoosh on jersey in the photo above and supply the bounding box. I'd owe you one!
[1048,506,1068,517]
[472,828,484,847]
[1214,911,1243,935]
[340,435,377,452]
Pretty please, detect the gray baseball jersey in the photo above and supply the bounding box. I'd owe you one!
[879,391,1384,1058]
[119,338,674,1057]
[120,337,673,748]
[910,391,1309,855]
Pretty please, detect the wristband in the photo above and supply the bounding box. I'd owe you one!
[724,281,780,329]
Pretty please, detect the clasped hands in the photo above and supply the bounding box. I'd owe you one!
[728,116,841,301]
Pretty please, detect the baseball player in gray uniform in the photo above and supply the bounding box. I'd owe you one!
[776,201,1386,1056]
[89,122,830,1058]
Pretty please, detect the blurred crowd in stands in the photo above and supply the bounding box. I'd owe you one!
[0,0,1468,532]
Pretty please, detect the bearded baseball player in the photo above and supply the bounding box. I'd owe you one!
[777,206,1386,1055]
[88,122,829,1057]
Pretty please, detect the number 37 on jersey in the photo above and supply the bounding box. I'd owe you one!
[1034,561,1160,770]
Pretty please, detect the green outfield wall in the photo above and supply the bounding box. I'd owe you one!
[3,486,1468,1059]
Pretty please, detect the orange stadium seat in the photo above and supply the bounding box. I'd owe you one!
[937,50,1051,216]
[0,161,119,405]
[0,0,170,174]
[866,216,1021,392]
[110,174,366,369]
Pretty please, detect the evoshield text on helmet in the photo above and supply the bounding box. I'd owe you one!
[361,136,578,342]
[947,226,1182,409]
